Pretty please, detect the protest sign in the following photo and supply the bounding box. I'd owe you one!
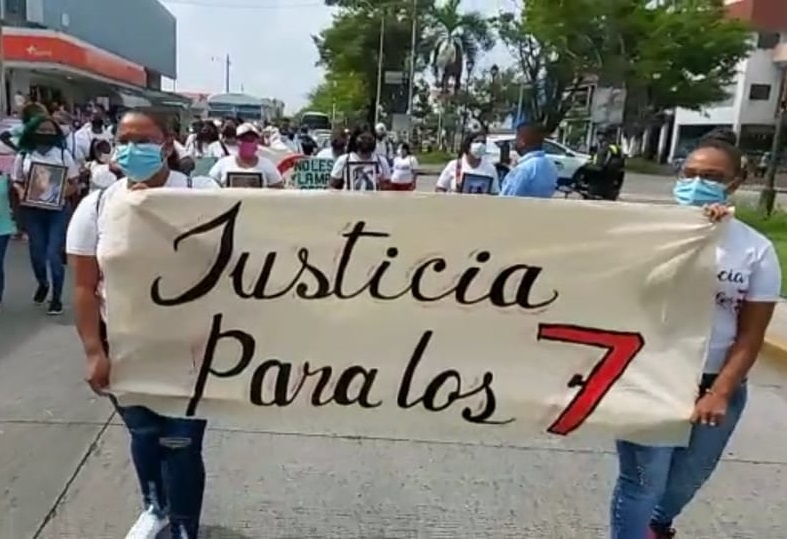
[292,157,333,189]
[100,191,719,445]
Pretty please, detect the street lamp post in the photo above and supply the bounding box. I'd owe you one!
[761,65,787,216]
[374,15,385,127]
[405,0,418,140]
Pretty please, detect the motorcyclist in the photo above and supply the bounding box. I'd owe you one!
[586,127,625,200]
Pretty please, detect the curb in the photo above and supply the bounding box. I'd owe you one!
[763,336,787,364]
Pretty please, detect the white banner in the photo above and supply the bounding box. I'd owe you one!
[101,190,719,445]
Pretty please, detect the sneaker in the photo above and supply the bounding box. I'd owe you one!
[649,525,676,538]
[33,284,49,305]
[125,507,169,539]
[46,300,63,316]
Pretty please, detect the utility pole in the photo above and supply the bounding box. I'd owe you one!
[374,14,385,126]
[761,65,787,216]
[224,54,231,93]
[405,0,417,140]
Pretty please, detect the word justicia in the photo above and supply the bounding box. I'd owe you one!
[149,202,560,310]
[147,201,565,427]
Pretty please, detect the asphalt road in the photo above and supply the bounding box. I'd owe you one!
[2,181,787,538]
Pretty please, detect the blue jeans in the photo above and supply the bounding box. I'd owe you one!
[610,377,747,538]
[114,402,208,539]
[23,207,68,301]
[0,233,9,302]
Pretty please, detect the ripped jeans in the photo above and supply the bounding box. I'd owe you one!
[609,375,747,538]
[114,403,208,539]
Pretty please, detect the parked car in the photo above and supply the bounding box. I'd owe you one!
[486,135,591,182]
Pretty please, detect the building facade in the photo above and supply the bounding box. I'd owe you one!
[1,0,185,115]
[668,0,787,160]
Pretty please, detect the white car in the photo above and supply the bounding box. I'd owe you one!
[486,135,591,182]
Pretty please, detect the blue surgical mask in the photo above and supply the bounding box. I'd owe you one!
[115,143,164,182]
[673,177,727,206]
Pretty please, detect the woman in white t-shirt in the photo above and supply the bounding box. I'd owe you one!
[11,115,80,315]
[185,121,227,159]
[67,109,219,539]
[329,127,391,191]
[389,142,418,191]
[219,118,240,156]
[610,140,781,538]
[84,138,120,193]
[435,132,499,194]
[208,123,284,188]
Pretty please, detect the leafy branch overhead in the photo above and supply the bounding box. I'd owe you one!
[310,0,751,136]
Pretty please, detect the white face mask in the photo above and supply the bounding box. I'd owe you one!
[469,142,486,158]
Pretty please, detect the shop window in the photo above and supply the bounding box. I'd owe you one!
[749,84,772,101]
[756,32,781,49]
[3,0,25,23]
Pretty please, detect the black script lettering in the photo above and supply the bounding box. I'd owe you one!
[396,331,513,425]
[249,361,382,408]
[186,313,255,416]
[231,249,330,300]
[333,221,390,299]
[151,203,241,307]
[489,265,559,309]
[717,270,745,284]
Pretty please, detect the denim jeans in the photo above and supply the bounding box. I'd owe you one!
[0,233,9,302]
[113,402,208,539]
[23,206,68,301]
[610,377,747,538]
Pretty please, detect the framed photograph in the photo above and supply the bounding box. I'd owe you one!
[460,173,494,195]
[22,162,68,210]
[226,171,264,188]
[345,161,380,191]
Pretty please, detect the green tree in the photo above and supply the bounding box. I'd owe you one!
[304,71,368,125]
[315,0,436,122]
[495,0,751,135]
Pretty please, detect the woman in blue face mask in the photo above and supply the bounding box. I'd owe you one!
[610,140,781,538]
[11,114,80,315]
[66,108,220,539]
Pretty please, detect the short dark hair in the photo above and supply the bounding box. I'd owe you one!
[693,138,744,177]
[17,115,66,153]
[121,108,175,136]
[700,127,737,147]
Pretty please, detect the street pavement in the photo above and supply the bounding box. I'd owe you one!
[2,178,787,538]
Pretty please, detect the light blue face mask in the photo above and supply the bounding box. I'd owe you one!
[673,177,727,206]
[114,142,164,183]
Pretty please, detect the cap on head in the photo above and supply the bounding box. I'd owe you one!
[236,123,260,138]
[375,123,386,134]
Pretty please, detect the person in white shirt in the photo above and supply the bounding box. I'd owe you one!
[315,132,347,160]
[219,118,240,156]
[67,108,218,539]
[435,132,500,194]
[208,123,284,188]
[374,122,394,164]
[11,114,80,315]
[329,127,391,191]
[52,110,85,166]
[389,142,419,191]
[74,106,113,159]
[610,140,781,539]
[84,138,120,193]
[185,121,227,159]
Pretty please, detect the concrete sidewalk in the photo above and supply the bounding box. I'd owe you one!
[763,301,787,365]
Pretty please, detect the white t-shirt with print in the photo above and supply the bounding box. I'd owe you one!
[436,156,500,193]
[704,218,782,374]
[391,155,419,184]
[66,171,219,313]
[330,152,391,191]
[12,146,80,184]
[208,155,284,187]
[186,140,228,159]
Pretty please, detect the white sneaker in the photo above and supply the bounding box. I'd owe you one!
[125,507,169,539]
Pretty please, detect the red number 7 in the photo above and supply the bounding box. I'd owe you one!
[537,324,645,436]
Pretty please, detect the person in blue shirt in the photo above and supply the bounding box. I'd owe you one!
[499,120,558,198]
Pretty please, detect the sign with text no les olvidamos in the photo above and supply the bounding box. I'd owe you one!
[99,190,719,446]
[292,157,334,189]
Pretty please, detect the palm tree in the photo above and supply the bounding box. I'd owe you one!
[426,0,494,95]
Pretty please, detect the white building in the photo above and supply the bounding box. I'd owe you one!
[668,0,787,161]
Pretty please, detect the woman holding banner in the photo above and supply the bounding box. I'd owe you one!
[67,108,219,539]
[610,140,781,539]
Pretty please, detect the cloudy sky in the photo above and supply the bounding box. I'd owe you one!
[159,0,513,114]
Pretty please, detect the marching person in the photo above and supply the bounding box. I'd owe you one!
[219,118,240,156]
[499,120,558,199]
[609,139,781,539]
[316,132,347,160]
[389,142,419,191]
[0,171,16,312]
[11,114,80,315]
[85,139,120,193]
[67,108,219,539]
[329,125,392,191]
[0,102,47,152]
[185,121,225,159]
[374,123,395,165]
[435,131,499,194]
[208,123,284,188]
